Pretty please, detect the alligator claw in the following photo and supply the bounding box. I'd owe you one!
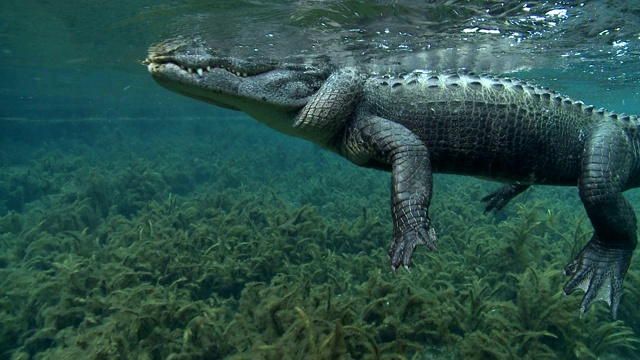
[563,239,632,319]
[388,224,437,272]
[481,184,529,212]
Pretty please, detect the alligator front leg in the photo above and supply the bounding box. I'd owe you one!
[564,124,637,318]
[342,115,437,272]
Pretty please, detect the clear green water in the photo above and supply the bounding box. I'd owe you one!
[2,1,640,359]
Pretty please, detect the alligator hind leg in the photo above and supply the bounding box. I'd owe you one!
[482,184,530,212]
[564,124,637,318]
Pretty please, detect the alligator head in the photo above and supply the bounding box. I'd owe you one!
[144,41,333,131]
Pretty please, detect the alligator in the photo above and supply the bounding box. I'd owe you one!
[144,42,640,319]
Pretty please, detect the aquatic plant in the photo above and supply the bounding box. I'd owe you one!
[2,119,640,360]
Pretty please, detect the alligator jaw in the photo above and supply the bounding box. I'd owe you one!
[144,51,277,79]
[143,40,287,111]
[144,45,332,112]
[145,59,246,110]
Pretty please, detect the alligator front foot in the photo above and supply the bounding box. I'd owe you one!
[388,223,437,273]
[563,239,632,319]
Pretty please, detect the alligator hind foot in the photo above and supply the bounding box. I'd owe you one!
[563,239,632,319]
[481,184,530,212]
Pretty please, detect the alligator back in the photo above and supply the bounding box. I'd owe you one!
[362,72,631,185]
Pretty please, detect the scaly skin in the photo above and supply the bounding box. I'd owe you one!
[145,43,640,319]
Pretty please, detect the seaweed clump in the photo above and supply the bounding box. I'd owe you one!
[0,118,639,359]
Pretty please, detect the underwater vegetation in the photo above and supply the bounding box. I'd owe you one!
[1,117,640,359]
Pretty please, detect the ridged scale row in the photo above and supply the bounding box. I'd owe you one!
[373,71,638,128]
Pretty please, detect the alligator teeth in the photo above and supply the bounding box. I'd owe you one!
[196,68,203,76]
[187,67,193,74]
[206,66,211,71]
[242,72,247,77]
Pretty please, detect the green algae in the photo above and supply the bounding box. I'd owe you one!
[1,118,640,359]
